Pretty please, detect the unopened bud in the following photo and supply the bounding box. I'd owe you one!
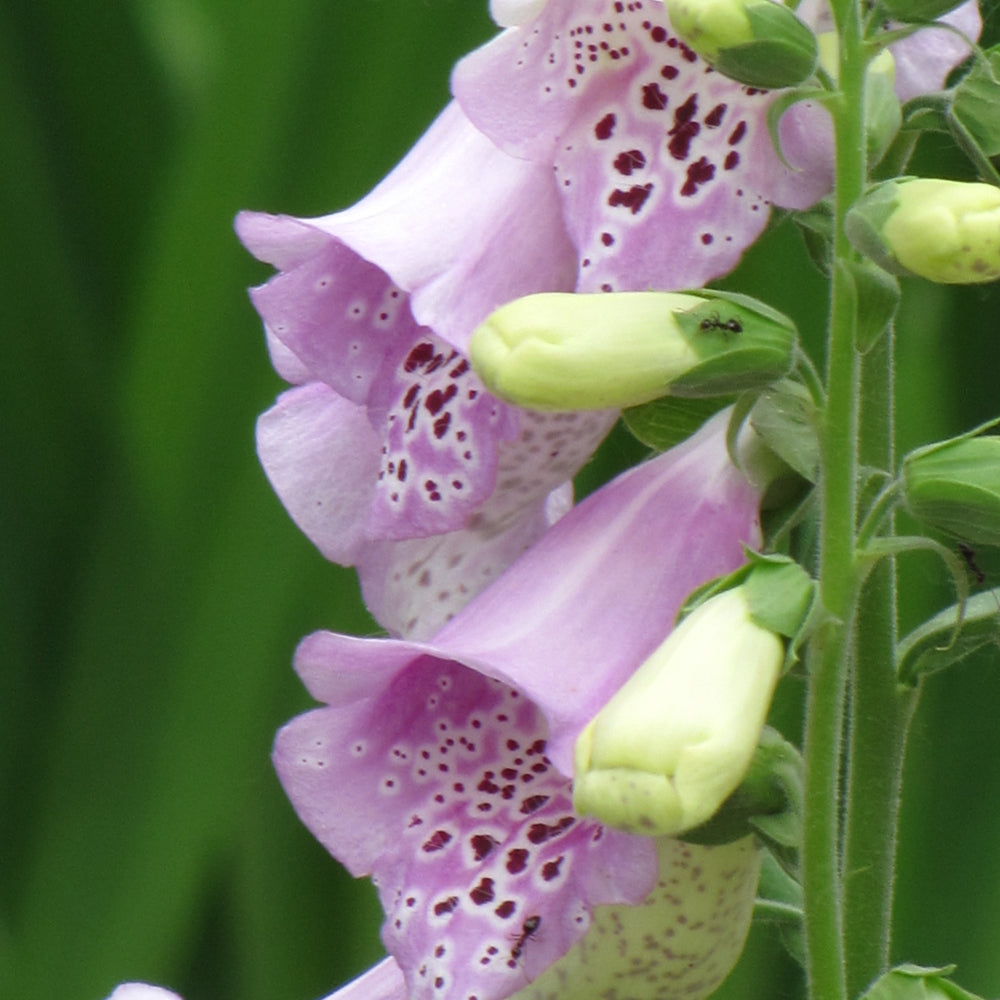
[470,291,796,411]
[846,178,1000,285]
[665,0,818,89]
[903,435,1000,546]
[573,586,783,837]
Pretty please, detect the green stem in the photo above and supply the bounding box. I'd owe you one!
[801,3,868,999]
[843,324,917,996]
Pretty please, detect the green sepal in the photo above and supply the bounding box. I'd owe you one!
[754,848,805,967]
[861,965,988,1000]
[712,2,818,89]
[790,198,835,274]
[949,44,1000,184]
[840,257,901,354]
[680,727,803,871]
[898,92,951,137]
[743,552,821,667]
[749,379,820,482]
[896,588,1000,687]
[678,552,821,670]
[670,290,798,397]
[874,0,967,26]
[621,396,733,453]
[902,419,1000,545]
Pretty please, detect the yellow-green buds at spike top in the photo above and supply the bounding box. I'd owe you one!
[664,0,818,89]
[469,290,797,411]
[572,587,783,837]
[846,178,1000,285]
[903,435,1000,547]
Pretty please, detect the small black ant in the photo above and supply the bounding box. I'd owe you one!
[698,311,743,336]
[509,914,542,963]
[959,542,986,586]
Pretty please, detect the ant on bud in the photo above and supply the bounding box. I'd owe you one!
[698,311,743,337]
[958,542,986,586]
[509,914,542,963]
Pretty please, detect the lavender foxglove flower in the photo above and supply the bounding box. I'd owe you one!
[274,412,764,1000]
[237,104,616,639]
[451,0,981,294]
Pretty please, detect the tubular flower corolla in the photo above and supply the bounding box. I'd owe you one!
[273,412,764,1000]
[451,0,980,293]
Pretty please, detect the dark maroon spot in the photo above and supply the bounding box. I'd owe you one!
[594,112,616,140]
[434,895,460,916]
[470,878,496,905]
[403,385,420,408]
[495,900,517,919]
[501,767,518,781]
[608,183,653,215]
[397,458,408,482]
[449,358,470,378]
[613,148,646,175]
[501,785,517,800]
[705,103,727,127]
[641,82,668,110]
[680,42,698,62]
[701,233,714,245]
[650,24,667,43]
[433,413,451,439]
[724,151,740,170]
[661,64,679,80]
[405,342,435,372]
[728,121,747,145]
[434,977,444,988]
[471,834,498,861]
[407,815,423,828]
[406,896,417,907]
[520,794,551,815]
[478,776,500,794]
[528,739,547,755]
[600,232,615,246]
[435,945,446,958]
[506,739,520,751]
[506,848,530,874]
[425,384,458,416]
[668,95,700,160]
[422,829,453,853]
[527,816,576,844]
[541,856,565,881]
[681,156,715,196]
[531,762,548,774]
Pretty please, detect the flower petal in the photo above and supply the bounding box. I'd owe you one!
[275,646,654,1000]
[256,384,380,565]
[452,0,831,292]
[301,101,579,353]
[890,0,981,102]
[317,958,408,1000]
[436,410,761,773]
[517,837,761,1000]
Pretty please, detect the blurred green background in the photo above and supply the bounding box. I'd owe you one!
[2,2,998,1000]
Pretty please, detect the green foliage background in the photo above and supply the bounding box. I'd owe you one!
[1,3,998,1000]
